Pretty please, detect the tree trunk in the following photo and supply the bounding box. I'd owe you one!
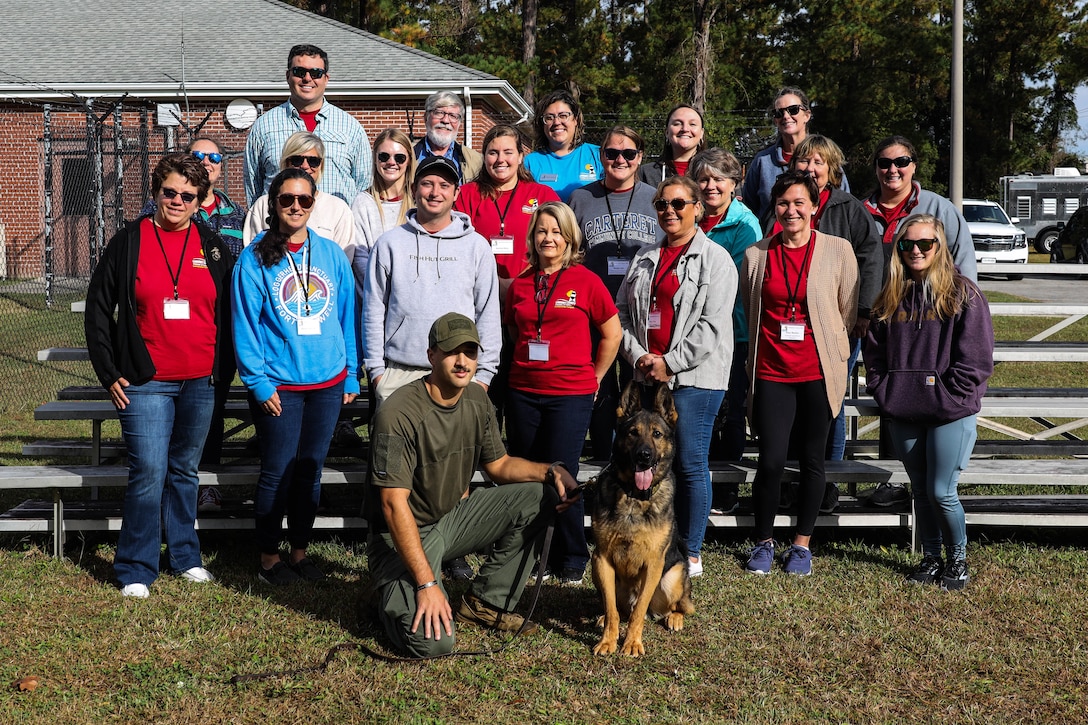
[691,0,720,112]
[522,0,539,106]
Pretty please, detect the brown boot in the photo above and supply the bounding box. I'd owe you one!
[454,594,538,635]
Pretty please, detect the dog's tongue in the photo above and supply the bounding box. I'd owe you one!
[634,466,654,491]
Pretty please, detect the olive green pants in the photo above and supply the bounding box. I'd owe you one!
[367,482,557,657]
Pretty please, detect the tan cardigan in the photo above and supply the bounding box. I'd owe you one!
[741,230,859,421]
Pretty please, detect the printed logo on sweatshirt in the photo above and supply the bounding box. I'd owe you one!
[273,266,335,324]
[522,198,541,214]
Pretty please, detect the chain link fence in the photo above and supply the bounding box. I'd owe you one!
[0,99,160,414]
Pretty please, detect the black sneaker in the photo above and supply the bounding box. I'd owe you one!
[555,567,585,586]
[819,483,840,514]
[289,557,327,582]
[442,556,474,581]
[867,482,910,507]
[941,559,970,591]
[259,560,301,586]
[714,486,740,515]
[906,555,944,585]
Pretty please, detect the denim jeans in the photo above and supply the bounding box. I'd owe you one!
[114,376,215,586]
[251,381,344,555]
[671,386,725,560]
[887,415,976,561]
[505,388,594,572]
[827,338,862,461]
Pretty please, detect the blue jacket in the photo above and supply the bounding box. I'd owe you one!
[704,200,762,343]
[232,229,360,403]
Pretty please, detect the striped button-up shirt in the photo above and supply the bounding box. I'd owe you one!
[243,99,372,206]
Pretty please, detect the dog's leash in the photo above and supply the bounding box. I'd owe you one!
[229,522,555,683]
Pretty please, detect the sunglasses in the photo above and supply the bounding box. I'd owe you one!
[191,150,222,164]
[277,193,315,209]
[534,273,550,304]
[654,198,698,213]
[897,237,939,252]
[603,147,639,162]
[877,155,915,170]
[378,152,408,164]
[161,188,197,204]
[287,155,322,169]
[289,66,326,80]
[772,104,807,119]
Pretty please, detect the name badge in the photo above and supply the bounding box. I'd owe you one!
[490,235,515,255]
[780,322,805,341]
[647,308,663,330]
[528,339,550,361]
[539,173,559,182]
[607,256,630,276]
[298,317,321,336]
[163,298,190,320]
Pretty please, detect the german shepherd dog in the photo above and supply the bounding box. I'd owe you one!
[590,382,695,656]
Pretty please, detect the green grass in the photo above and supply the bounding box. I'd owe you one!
[3,537,1088,723]
[4,284,1088,721]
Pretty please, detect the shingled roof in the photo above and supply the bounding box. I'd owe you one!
[0,0,530,114]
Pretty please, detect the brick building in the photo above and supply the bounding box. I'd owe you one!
[0,0,532,279]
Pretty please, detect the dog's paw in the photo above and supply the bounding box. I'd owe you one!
[664,612,685,632]
[619,638,646,657]
[593,638,618,656]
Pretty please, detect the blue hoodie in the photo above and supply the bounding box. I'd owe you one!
[232,229,360,403]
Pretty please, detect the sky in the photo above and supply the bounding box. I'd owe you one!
[1070,84,1088,157]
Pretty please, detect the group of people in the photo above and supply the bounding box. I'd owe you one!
[83,41,994,656]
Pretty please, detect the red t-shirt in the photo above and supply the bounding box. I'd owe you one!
[504,264,618,395]
[672,160,689,177]
[646,242,689,355]
[699,213,724,233]
[134,219,218,380]
[454,181,560,279]
[299,110,319,132]
[756,235,822,382]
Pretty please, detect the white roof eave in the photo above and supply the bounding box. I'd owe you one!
[0,80,532,118]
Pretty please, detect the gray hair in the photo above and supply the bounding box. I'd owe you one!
[425,91,465,114]
[424,90,463,113]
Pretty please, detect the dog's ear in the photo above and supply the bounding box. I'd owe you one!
[653,384,679,428]
[617,381,642,421]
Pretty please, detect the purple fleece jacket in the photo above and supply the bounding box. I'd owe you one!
[863,276,994,424]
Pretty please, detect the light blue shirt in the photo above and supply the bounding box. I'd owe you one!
[243,99,372,206]
[524,143,603,202]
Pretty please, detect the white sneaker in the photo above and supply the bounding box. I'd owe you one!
[121,583,150,598]
[180,566,215,583]
[688,557,703,578]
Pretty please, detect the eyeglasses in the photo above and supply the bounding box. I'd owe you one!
[287,155,322,169]
[541,111,574,123]
[877,156,915,170]
[772,104,807,119]
[378,152,408,164]
[289,66,326,80]
[428,109,462,122]
[897,237,939,252]
[161,188,197,204]
[603,147,639,162]
[277,193,315,209]
[191,150,222,164]
[654,198,698,213]
[534,273,550,304]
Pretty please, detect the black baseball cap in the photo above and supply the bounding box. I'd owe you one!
[415,156,460,186]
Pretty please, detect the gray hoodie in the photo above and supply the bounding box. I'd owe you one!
[363,210,500,383]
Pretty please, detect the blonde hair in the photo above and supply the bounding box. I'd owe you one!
[792,134,845,189]
[278,131,325,186]
[525,202,584,270]
[872,214,972,323]
[369,127,416,226]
